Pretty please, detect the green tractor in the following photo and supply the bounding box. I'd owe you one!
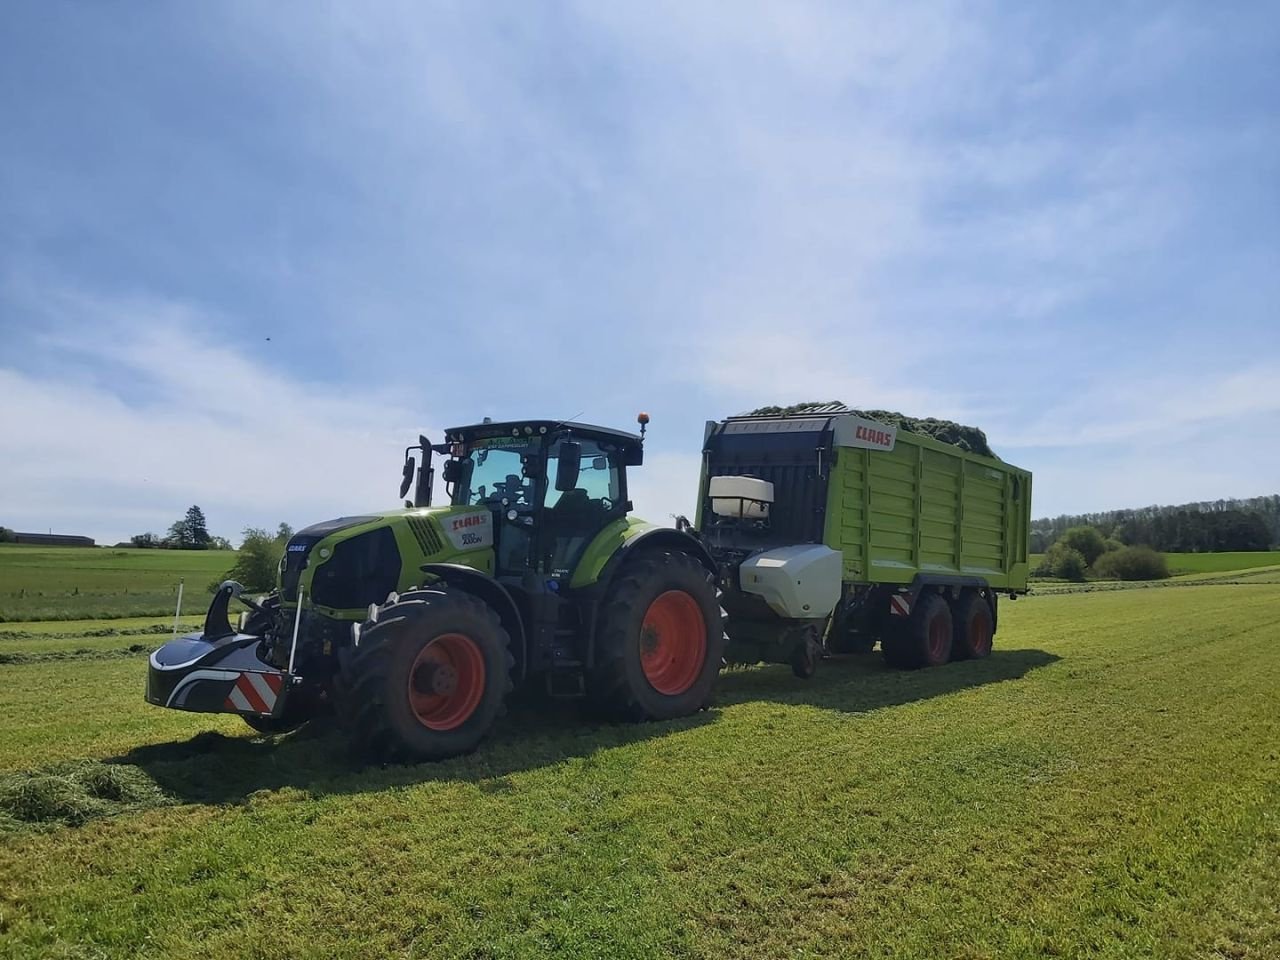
[146,416,724,761]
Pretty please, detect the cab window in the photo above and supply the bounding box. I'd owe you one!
[544,439,620,510]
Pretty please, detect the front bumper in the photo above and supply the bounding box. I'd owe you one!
[146,632,293,719]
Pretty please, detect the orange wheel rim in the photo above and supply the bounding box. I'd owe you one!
[970,610,992,656]
[928,615,949,660]
[639,590,706,695]
[407,633,486,730]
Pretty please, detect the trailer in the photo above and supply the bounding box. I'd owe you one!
[693,410,1032,675]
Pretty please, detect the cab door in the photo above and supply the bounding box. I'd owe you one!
[539,438,625,581]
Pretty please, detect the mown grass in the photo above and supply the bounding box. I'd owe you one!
[0,585,1278,958]
[0,617,204,657]
[0,546,235,622]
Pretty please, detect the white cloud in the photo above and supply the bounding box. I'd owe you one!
[2,1,1275,538]
[0,290,433,543]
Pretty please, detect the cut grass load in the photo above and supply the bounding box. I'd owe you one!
[0,583,1278,958]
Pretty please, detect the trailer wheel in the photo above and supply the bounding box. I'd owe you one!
[951,592,994,660]
[882,592,952,669]
[588,551,724,721]
[339,590,513,762]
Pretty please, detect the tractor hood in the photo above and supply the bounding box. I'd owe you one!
[278,506,496,613]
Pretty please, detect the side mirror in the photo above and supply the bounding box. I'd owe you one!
[399,457,415,499]
[554,441,582,492]
[441,459,463,484]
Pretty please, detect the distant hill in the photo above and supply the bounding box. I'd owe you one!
[1032,494,1279,553]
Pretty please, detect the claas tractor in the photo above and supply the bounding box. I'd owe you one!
[146,416,723,761]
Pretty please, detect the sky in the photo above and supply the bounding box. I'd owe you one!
[1,1,1277,545]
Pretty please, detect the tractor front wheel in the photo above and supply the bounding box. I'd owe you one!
[339,590,513,762]
[588,551,723,721]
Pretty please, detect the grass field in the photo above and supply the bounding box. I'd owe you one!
[1160,550,1280,575]
[1,582,1278,958]
[0,546,235,621]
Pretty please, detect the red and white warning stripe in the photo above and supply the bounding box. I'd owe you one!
[224,672,284,715]
[889,594,912,618]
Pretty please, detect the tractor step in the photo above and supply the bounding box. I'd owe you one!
[545,669,586,698]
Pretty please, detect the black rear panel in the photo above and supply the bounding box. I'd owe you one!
[702,418,835,546]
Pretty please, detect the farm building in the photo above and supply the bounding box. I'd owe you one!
[11,532,96,547]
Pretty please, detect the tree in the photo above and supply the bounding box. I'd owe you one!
[209,535,233,550]
[185,505,211,548]
[130,532,159,548]
[165,519,190,549]
[219,525,293,593]
[0,526,14,543]
[277,522,294,542]
[1059,526,1108,567]
[165,505,213,550]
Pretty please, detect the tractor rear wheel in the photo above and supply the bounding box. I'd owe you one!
[951,592,994,660]
[338,589,513,762]
[881,592,952,669]
[588,551,723,721]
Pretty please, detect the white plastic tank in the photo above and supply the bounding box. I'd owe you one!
[708,475,774,520]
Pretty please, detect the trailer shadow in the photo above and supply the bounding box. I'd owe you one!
[112,648,1058,807]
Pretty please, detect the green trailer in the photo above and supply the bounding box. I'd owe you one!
[693,409,1032,676]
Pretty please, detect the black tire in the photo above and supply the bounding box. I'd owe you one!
[881,592,952,669]
[951,592,994,660]
[588,551,724,721]
[338,589,514,762]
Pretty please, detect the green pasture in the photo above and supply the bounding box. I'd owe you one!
[0,546,235,622]
[1,583,1277,958]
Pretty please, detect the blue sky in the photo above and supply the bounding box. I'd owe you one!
[2,1,1277,544]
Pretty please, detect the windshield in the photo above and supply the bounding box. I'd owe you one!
[453,439,540,508]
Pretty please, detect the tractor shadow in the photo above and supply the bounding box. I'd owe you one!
[113,648,1058,807]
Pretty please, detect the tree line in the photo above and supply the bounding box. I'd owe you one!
[1032,494,1279,554]
[128,505,232,550]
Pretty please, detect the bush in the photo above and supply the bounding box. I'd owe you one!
[1034,543,1089,581]
[1092,546,1170,581]
[1059,526,1108,567]
[219,526,290,593]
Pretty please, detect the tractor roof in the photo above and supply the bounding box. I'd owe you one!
[444,419,643,448]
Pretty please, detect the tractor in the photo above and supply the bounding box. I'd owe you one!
[147,416,723,761]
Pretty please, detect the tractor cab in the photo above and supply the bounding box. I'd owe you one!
[437,419,644,582]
